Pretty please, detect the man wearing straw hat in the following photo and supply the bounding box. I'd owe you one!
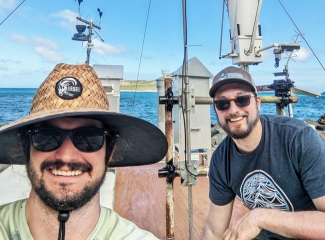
[201,66,325,239]
[0,63,167,239]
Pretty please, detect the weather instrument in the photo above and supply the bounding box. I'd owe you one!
[71,1,104,65]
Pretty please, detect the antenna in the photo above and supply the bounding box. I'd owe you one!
[71,2,104,65]
[97,8,103,27]
[76,0,83,16]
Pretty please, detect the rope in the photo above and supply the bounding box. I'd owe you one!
[278,0,325,71]
[0,0,26,26]
[131,0,152,114]
[181,0,198,178]
[219,0,226,59]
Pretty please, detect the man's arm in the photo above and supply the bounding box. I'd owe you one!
[223,195,325,240]
[200,200,234,240]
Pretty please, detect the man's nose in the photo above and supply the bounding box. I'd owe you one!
[54,136,79,161]
[227,100,240,113]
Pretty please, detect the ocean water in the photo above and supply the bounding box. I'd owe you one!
[0,88,324,126]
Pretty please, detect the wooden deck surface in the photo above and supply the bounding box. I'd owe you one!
[114,162,247,240]
[114,162,210,240]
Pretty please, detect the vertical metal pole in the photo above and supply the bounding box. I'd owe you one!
[276,104,286,116]
[288,90,294,117]
[165,78,175,240]
[246,0,263,55]
[182,0,194,239]
[86,21,93,65]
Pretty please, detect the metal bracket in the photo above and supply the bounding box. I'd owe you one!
[269,79,294,108]
[190,88,195,114]
[179,160,199,187]
[158,88,179,112]
[158,160,180,182]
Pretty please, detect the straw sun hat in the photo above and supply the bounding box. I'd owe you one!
[0,63,167,167]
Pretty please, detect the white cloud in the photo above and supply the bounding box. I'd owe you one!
[31,37,60,51]
[50,9,77,23]
[10,34,63,63]
[10,34,28,44]
[292,47,311,62]
[34,46,63,63]
[0,0,17,12]
[50,9,79,32]
[92,38,126,56]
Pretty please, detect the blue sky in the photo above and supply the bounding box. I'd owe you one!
[0,0,324,92]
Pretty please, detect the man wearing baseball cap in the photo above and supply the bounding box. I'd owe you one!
[0,63,167,239]
[200,66,325,239]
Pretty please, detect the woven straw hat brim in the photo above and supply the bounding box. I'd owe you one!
[0,109,167,167]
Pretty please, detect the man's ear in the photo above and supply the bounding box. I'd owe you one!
[256,95,261,111]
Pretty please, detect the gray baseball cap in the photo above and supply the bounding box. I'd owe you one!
[209,66,257,98]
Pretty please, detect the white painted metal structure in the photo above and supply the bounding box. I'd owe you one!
[171,57,213,166]
[93,64,123,112]
[225,0,264,66]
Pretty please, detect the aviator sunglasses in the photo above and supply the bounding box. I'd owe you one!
[26,127,111,152]
[214,94,256,111]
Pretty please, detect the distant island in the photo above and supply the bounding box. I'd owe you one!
[120,80,156,91]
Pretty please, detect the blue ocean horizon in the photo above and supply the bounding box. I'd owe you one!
[0,88,324,126]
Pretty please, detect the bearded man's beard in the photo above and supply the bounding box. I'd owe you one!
[27,159,106,212]
[217,108,260,139]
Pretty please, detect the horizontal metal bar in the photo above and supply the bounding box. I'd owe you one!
[76,16,101,30]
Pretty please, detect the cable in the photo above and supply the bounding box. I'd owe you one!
[219,0,226,59]
[278,0,325,71]
[131,0,152,114]
[0,0,26,26]
[181,0,198,177]
[92,45,120,78]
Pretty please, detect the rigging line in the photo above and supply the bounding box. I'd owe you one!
[92,46,153,122]
[219,0,225,59]
[0,0,26,26]
[181,0,198,178]
[131,0,152,115]
[76,44,86,63]
[277,0,325,71]
[92,45,120,79]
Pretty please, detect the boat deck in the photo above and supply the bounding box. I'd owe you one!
[113,124,325,239]
[114,162,210,240]
[1,162,246,240]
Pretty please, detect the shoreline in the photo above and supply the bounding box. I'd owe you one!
[120,90,157,92]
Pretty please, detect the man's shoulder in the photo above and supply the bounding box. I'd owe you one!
[0,199,28,240]
[0,199,26,216]
[260,115,309,130]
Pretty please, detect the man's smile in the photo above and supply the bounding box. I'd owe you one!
[228,116,245,122]
[50,169,83,176]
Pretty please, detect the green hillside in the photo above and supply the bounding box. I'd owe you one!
[120,80,157,91]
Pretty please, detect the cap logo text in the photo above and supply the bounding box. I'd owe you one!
[227,73,244,79]
[55,77,83,99]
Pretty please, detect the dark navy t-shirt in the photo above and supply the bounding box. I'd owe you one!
[209,115,325,239]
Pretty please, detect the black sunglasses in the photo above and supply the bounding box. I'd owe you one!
[26,127,111,152]
[214,94,256,111]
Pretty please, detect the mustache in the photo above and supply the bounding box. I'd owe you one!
[40,159,92,172]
